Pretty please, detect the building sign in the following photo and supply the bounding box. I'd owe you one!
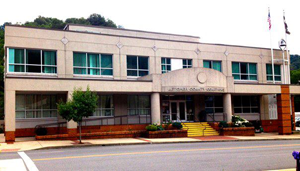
[162,86,225,92]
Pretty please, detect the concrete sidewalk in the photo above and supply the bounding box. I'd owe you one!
[1,133,300,152]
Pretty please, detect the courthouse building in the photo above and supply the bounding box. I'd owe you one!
[3,24,300,142]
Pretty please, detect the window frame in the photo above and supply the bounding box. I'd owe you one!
[203,60,222,72]
[266,64,282,82]
[92,95,114,117]
[232,62,258,81]
[233,96,259,114]
[73,52,113,77]
[205,96,224,114]
[161,58,172,73]
[161,58,192,74]
[15,94,59,119]
[127,95,151,116]
[7,48,57,75]
[127,56,149,78]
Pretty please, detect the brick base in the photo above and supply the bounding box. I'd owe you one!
[5,131,15,144]
[67,128,78,140]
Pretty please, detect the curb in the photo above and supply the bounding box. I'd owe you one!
[12,137,300,152]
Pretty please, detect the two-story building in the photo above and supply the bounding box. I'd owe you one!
[4,24,300,142]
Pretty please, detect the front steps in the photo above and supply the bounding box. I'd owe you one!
[182,122,219,137]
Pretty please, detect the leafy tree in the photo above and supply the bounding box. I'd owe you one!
[58,86,98,143]
[291,69,300,84]
[291,54,300,70]
[87,14,117,28]
[65,17,90,25]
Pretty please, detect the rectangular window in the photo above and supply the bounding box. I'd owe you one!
[16,94,59,119]
[128,95,150,115]
[205,96,223,114]
[127,56,149,77]
[161,58,171,73]
[266,64,281,81]
[93,95,114,117]
[203,60,222,72]
[232,62,257,81]
[161,58,192,74]
[8,48,57,74]
[233,96,259,113]
[73,52,113,76]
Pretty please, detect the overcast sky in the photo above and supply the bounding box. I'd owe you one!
[1,0,299,54]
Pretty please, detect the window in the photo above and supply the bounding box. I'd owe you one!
[93,95,114,117]
[8,48,57,74]
[205,96,223,113]
[16,94,59,119]
[127,56,149,77]
[161,58,171,73]
[161,58,192,74]
[128,95,150,115]
[232,62,257,80]
[73,52,113,76]
[183,59,192,68]
[266,64,281,81]
[203,60,222,72]
[233,96,259,113]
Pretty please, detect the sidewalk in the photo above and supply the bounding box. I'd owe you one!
[1,133,300,152]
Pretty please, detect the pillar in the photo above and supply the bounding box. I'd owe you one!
[223,93,232,122]
[67,91,77,139]
[277,85,292,135]
[292,95,296,131]
[151,93,161,124]
[5,90,16,143]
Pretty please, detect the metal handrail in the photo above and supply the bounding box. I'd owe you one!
[206,113,227,122]
[34,121,67,135]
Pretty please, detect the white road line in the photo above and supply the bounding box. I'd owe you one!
[18,152,39,171]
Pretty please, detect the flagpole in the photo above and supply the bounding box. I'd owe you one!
[269,7,275,84]
[285,33,290,84]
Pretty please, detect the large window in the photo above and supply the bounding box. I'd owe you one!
[127,56,149,77]
[16,94,59,119]
[161,58,192,73]
[205,96,223,114]
[128,95,150,115]
[266,64,281,81]
[8,48,57,74]
[233,96,259,113]
[203,60,222,72]
[93,95,114,117]
[232,62,257,80]
[73,52,113,76]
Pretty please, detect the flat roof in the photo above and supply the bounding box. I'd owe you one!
[5,25,282,51]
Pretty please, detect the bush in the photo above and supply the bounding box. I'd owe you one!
[232,115,252,127]
[0,128,3,133]
[157,125,164,131]
[218,121,228,128]
[35,127,47,136]
[172,122,183,129]
[146,125,158,131]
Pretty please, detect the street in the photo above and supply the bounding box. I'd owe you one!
[1,140,299,171]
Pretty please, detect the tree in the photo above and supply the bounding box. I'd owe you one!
[291,69,300,84]
[58,86,98,143]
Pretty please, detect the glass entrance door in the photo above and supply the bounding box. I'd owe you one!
[170,101,186,121]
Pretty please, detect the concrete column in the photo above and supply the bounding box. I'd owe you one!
[5,90,16,143]
[223,93,232,122]
[66,91,77,139]
[277,85,292,135]
[151,93,161,124]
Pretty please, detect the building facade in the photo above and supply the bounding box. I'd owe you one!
[4,25,300,142]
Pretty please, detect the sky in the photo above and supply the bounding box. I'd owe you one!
[1,0,299,54]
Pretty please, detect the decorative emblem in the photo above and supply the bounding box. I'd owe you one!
[116,42,123,49]
[152,45,158,52]
[195,48,201,55]
[61,37,69,45]
[224,50,229,56]
[259,53,263,58]
[197,73,207,84]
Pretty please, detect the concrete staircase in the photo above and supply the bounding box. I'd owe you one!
[182,122,219,137]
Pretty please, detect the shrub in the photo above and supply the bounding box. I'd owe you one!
[218,121,228,128]
[146,124,158,131]
[232,115,253,127]
[172,122,183,129]
[0,128,3,133]
[157,125,165,131]
[35,127,47,136]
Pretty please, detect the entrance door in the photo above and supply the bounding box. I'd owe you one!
[170,101,186,121]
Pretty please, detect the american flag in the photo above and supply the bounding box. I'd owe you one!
[283,12,291,34]
[268,8,271,30]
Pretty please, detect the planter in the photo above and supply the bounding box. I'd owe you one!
[220,127,255,136]
[144,130,187,138]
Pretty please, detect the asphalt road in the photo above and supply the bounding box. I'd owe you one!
[1,140,300,171]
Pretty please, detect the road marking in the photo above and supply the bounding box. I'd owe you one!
[33,143,300,161]
[18,152,39,171]
[0,159,27,171]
